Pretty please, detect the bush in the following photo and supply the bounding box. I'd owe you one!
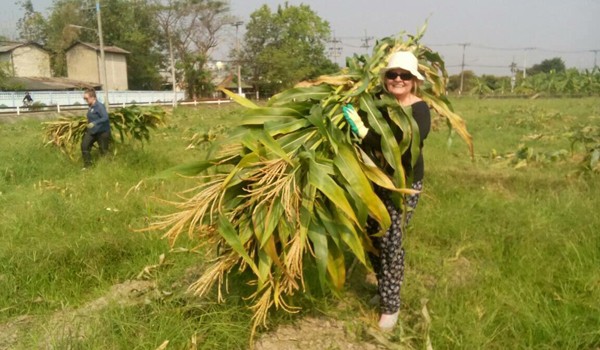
[30,101,46,112]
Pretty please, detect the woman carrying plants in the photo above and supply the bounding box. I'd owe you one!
[147,30,472,341]
[343,51,431,331]
[81,88,111,168]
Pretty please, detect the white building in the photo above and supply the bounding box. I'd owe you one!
[66,42,130,91]
[0,42,52,78]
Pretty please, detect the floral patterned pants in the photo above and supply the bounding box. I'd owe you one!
[367,181,423,314]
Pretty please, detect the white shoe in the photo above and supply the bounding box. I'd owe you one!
[378,311,399,331]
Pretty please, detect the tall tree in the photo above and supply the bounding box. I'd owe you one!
[241,3,339,96]
[43,0,94,77]
[528,57,566,75]
[16,0,47,43]
[153,0,232,98]
[95,0,164,89]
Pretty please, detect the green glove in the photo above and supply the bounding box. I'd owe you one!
[87,122,95,129]
[342,104,368,139]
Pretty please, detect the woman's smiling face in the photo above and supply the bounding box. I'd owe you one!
[385,69,414,99]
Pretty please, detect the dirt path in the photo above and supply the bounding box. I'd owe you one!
[254,317,392,350]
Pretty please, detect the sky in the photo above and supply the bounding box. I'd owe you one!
[1,0,599,75]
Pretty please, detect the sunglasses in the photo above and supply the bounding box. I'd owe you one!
[385,71,413,81]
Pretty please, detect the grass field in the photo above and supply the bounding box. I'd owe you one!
[0,97,598,349]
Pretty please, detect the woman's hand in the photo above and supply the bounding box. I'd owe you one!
[342,104,369,139]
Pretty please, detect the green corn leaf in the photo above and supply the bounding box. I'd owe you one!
[263,235,286,280]
[334,142,391,230]
[257,250,273,288]
[317,205,367,266]
[278,129,318,155]
[346,76,371,97]
[219,87,259,109]
[359,94,406,188]
[218,215,260,276]
[255,130,294,165]
[242,107,303,125]
[299,182,317,245]
[253,202,285,249]
[305,105,330,140]
[265,118,311,136]
[409,108,421,171]
[269,85,333,106]
[307,220,329,291]
[326,239,346,291]
[307,156,359,226]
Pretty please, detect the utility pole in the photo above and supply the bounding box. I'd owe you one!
[458,43,470,95]
[168,35,177,107]
[522,47,534,79]
[360,30,374,54]
[328,33,342,65]
[592,49,599,68]
[509,60,518,93]
[231,21,244,96]
[96,0,109,110]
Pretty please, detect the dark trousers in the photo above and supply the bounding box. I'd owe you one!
[367,181,423,314]
[81,130,110,167]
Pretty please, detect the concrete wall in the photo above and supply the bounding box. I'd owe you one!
[0,90,186,108]
[66,45,100,84]
[2,46,51,77]
[66,44,128,90]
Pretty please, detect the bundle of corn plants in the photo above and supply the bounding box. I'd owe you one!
[150,27,473,338]
[43,105,166,158]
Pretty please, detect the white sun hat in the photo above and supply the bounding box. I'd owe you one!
[382,51,425,81]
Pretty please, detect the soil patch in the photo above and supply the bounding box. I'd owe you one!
[255,317,392,350]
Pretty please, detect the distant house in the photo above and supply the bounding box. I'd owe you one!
[0,42,52,78]
[66,42,130,91]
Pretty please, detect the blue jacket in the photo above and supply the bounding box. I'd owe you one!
[86,100,111,134]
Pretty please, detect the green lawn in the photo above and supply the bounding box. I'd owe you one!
[0,98,598,349]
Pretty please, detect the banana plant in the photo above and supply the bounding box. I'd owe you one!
[149,27,473,339]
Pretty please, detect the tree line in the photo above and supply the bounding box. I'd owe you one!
[7,0,339,98]
[450,57,600,96]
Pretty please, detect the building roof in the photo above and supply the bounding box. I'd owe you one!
[0,41,49,54]
[66,41,130,55]
[5,76,102,91]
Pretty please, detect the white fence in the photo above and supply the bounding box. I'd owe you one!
[0,90,185,109]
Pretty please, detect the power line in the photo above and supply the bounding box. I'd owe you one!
[360,30,374,53]
[431,43,594,54]
[341,42,366,49]
[592,49,600,68]
[328,33,342,63]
